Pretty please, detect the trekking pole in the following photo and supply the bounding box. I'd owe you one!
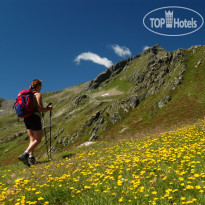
[47,103,52,160]
[49,109,52,160]
[42,113,49,160]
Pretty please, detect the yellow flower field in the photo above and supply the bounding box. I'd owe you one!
[1,121,205,204]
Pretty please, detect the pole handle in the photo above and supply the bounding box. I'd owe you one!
[46,102,52,108]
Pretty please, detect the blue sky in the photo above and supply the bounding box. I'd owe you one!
[0,0,204,100]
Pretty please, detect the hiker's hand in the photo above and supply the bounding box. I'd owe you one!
[48,105,53,111]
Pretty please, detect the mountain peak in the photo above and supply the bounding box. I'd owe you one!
[142,44,166,55]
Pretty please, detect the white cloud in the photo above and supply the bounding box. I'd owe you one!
[143,45,150,51]
[111,44,131,57]
[75,52,113,68]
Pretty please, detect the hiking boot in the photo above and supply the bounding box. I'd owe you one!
[18,152,30,167]
[28,156,36,166]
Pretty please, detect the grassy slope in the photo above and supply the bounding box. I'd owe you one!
[0,45,205,167]
[104,45,205,138]
[1,120,205,204]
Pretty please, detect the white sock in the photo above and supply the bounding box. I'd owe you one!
[29,155,34,158]
[24,151,29,154]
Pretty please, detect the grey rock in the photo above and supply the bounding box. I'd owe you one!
[85,111,102,127]
[195,59,202,68]
[89,135,100,141]
[88,70,112,89]
[158,96,171,108]
[120,100,130,113]
[110,113,121,123]
[126,95,140,109]
[143,45,166,55]
[173,77,182,86]
[75,95,87,106]
[147,60,155,67]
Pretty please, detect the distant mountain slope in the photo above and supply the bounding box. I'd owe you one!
[0,98,15,117]
[0,44,204,166]
[0,98,5,106]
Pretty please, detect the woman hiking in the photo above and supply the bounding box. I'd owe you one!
[18,79,53,167]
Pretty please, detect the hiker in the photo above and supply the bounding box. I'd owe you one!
[18,79,53,166]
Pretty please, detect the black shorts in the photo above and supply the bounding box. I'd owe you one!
[24,114,42,131]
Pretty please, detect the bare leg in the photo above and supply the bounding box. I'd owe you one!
[26,129,42,155]
[26,129,35,156]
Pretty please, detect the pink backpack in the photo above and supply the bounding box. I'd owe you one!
[13,89,37,118]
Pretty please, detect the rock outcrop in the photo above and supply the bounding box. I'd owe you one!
[87,54,141,90]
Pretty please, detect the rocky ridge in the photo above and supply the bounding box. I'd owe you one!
[49,45,192,151]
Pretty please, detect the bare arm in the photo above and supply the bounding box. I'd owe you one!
[35,93,53,113]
